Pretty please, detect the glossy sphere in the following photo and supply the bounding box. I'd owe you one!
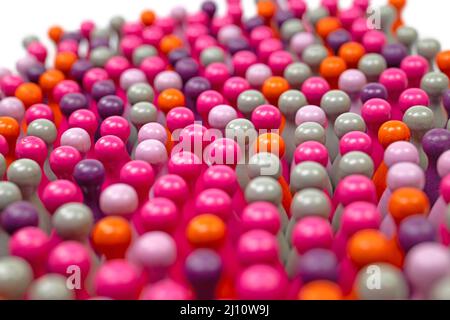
[187,214,226,248]
[388,188,430,224]
[92,217,132,260]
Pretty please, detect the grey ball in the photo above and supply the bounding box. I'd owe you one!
[284,63,312,89]
[90,47,114,68]
[237,90,266,116]
[27,119,58,145]
[320,90,351,118]
[281,19,305,41]
[200,46,225,67]
[396,26,418,48]
[225,118,257,145]
[356,263,409,300]
[7,159,42,190]
[339,151,374,179]
[421,72,449,98]
[53,203,94,241]
[248,152,282,179]
[306,7,329,27]
[91,27,111,41]
[291,188,331,220]
[130,102,158,127]
[127,83,154,105]
[290,161,329,193]
[417,38,441,60]
[278,89,308,120]
[379,5,396,30]
[0,257,33,300]
[110,16,125,33]
[28,274,75,300]
[302,44,329,70]
[0,182,22,210]
[133,45,157,67]
[294,122,326,146]
[402,106,434,132]
[334,112,366,138]
[430,276,450,300]
[245,177,282,205]
[358,54,387,80]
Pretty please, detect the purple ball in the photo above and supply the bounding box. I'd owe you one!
[91,80,116,102]
[60,93,88,117]
[168,49,190,67]
[201,1,217,18]
[26,64,46,83]
[399,215,436,252]
[184,76,211,110]
[227,38,250,55]
[298,248,339,283]
[422,129,450,161]
[327,29,351,54]
[243,17,265,33]
[1,201,39,235]
[97,95,124,119]
[275,10,295,27]
[360,83,388,103]
[382,43,408,68]
[175,58,200,83]
[73,159,105,188]
[70,60,93,83]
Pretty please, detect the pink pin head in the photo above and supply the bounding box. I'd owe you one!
[438,150,450,178]
[387,162,425,192]
[142,26,164,47]
[204,63,231,89]
[400,55,429,80]
[94,135,127,164]
[295,105,327,127]
[339,6,362,29]
[340,131,373,155]
[336,175,377,206]
[122,20,144,36]
[68,109,97,136]
[361,98,392,125]
[292,217,333,254]
[398,88,430,113]
[250,26,275,48]
[166,107,195,133]
[27,41,47,63]
[100,183,138,217]
[232,51,258,77]
[82,68,109,93]
[246,63,273,88]
[186,24,209,46]
[351,17,369,42]
[0,135,8,156]
[268,50,294,76]
[362,30,386,53]
[127,231,177,273]
[168,151,202,181]
[197,90,225,119]
[241,202,281,235]
[153,174,189,206]
[42,180,83,214]
[57,39,78,55]
[140,56,167,83]
[222,77,251,105]
[193,35,218,57]
[25,103,54,125]
[135,139,168,167]
[379,68,408,95]
[202,165,238,196]
[49,146,82,179]
[154,17,176,34]
[384,141,419,167]
[179,124,208,152]
[120,35,143,60]
[195,188,232,221]
[289,0,307,18]
[154,70,183,92]
[338,69,367,95]
[48,241,91,281]
[259,38,284,63]
[294,141,329,167]
[237,264,287,300]
[0,75,24,97]
[237,230,279,266]
[139,198,179,233]
[94,260,142,300]
[218,24,242,46]
[80,20,95,38]
[138,122,167,144]
[341,202,382,236]
[140,279,192,300]
[208,104,238,130]
[105,56,131,81]
[61,127,91,154]
[301,77,331,106]
[100,116,131,142]
[53,80,81,104]
[251,104,282,131]
[205,138,241,167]
[290,32,315,56]
[0,97,25,122]
[120,160,155,195]
[15,136,48,166]
[10,227,50,268]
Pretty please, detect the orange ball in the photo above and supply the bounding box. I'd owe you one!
[436,50,450,76]
[388,188,430,225]
[54,51,78,74]
[15,83,43,108]
[316,17,342,40]
[0,117,20,145]
[262,76,290,104]
[39,69,65,93]
[338,42,365,69]
[389,0,406,10]
[257,0,277,20]
[186,214,226,248]
[319,56,347,85]
[378,120,411,149]
[298,281,343,300]
[160,35,183,55]
[92,216,132,260]
[157,88,186,113]
[141,10,156,26]
[347,230,392,269]
[48,25,64,43]
[255,132,286,158]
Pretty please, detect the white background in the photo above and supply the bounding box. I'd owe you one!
[0,0,449,70]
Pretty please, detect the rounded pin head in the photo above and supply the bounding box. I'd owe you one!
[53,203,94,241]
[281,19,304,41]
[397,26,418,48]
[1,201,39,235]
[27,119,58,145]
[402,106,434,133]
[384,141,419,167]
[236,264,286,300]
[73,159,105,188]
[387,162,425,191]
[360,83,388,103]
[417,38,441,60]
[237,89,266,116]
[398,215,436,252]
[245,177,282,205]
[358,54,387,80]
[320,90,351,118]
[334,113,366,138]
[283,63,312,89]
[290,161,328,193]
[291,188,331,220]
[127,83,155,106]
[184,249,222,298]
[237,230,278,266]
[295,122,326,146]
[422,129,450,161]
[292,217,333,254]
[0,257,33,300]
[7,158,42,190]
[100,183,138,217]
[0,182,22,210]
[298,248,338,284]
[421,72,449,97]
[302,44,329,70]
[248,152,281,180]
[341,202,381,236]
[339,131,372,155]
[339,151,374,179]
